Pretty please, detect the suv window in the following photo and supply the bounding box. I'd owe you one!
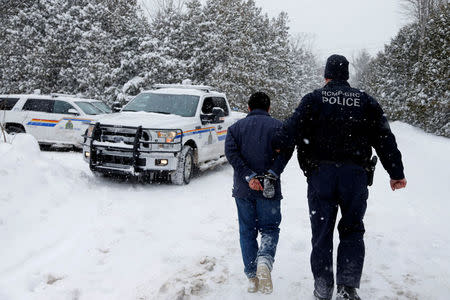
[90,101,112,113]
[202,97,229,116]
[75,101,103,115]
[22,99,54,113]
[0,98,19,111]
[54,100,77,114]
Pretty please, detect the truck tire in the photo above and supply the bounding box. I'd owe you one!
[171,145,194,185]
[5,124,25,135]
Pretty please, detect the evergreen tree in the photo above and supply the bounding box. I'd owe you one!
[0,0,323,119]
[0,0,58,93]
[148,3,189,84]
[0,0,150,103]
[362,3,449,137]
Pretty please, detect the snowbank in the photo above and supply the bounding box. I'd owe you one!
[0,133,39,154]
[0,134,96,300]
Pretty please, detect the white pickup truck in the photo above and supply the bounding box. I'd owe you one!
[83,84,245,184]
[0,94,109,148]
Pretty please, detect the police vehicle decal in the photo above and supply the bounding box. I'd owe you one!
[182,126,216,137]
[62,118,92,124]
[27,119,59,127]
[217,130,228,141]
[27,118,93,127]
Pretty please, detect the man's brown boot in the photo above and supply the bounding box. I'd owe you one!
[256,263,273,294]
[247,277,258,293]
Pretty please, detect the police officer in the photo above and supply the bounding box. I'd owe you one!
[276,54,407,300]
[225,92,293,294]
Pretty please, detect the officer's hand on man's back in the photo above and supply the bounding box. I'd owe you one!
[390,178,407,191]
[249,178,264,191]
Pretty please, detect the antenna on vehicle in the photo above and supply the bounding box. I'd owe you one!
[153,82,216,93]
[50,93,86,98]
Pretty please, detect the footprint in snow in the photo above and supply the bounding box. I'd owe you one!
[154,256,229,300]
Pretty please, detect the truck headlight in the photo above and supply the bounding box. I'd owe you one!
[157,130,179,143]
[87,124,95,138]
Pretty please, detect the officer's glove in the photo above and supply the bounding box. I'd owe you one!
[262,172,278,199]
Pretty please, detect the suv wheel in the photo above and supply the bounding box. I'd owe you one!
[5,125,25,135]
[171,146,194,185]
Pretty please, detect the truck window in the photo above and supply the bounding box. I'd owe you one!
[201,98,214,114]
[22,99,54,113]
[0,98,19,110]
[54,100,77,114]
[202,97,229,116]
[213,97,229,116]
[122,93,199,117]
[91,101,112,113]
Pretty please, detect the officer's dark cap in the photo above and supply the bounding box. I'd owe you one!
[248,92,270,111]
[324,54,349,81]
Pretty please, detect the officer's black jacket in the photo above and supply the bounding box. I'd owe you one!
[276,80,405,180]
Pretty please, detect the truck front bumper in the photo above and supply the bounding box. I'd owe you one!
[83,145,179,175]
[83,124,183,175]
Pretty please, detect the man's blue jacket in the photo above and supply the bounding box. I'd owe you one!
[225,109,293,200]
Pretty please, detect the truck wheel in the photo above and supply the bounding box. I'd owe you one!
[171,146,194,185]
[6,125,25,135]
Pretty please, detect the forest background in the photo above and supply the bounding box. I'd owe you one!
[0,0,448,136]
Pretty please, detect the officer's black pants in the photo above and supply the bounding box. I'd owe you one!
[307,163,368,297]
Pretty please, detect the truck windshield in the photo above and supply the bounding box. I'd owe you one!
[122,93,199,117]
[90,101,112,113]
[75,101,104,115]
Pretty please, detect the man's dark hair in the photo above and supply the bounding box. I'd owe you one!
[248,92,270,111]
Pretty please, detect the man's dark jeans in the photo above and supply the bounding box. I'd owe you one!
[307,163,368,298]
[235,197,281,278]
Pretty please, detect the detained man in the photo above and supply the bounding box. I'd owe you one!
[225,92,293,294]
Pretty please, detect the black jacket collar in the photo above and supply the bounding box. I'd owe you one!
[325,80,351,88]
[247,109,270,117]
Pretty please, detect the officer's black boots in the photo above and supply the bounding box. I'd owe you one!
[336,285,361,300]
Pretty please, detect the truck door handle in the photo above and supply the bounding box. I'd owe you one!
[217,125,223,130]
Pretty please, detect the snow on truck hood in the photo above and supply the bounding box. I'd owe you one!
[95,112,196,129]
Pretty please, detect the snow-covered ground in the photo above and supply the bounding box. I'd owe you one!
[0,122,449,300]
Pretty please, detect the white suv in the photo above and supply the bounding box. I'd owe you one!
[0,94,109,148]
[83,84,245,184]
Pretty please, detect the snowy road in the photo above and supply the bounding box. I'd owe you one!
[0,122,449,300]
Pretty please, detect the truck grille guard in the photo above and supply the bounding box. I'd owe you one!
[88,123,183,173]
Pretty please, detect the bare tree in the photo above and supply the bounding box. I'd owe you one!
[1,103,7,143]
[350,49,371,88]
[142,0,186,20]
[290,32,316,54]
[0,124,6,143]
[398,0,446,23]
[400,0,446,21]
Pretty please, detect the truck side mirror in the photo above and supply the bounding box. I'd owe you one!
[112,103,122,113]
[212,107,225,123]
[200,107,225,125]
